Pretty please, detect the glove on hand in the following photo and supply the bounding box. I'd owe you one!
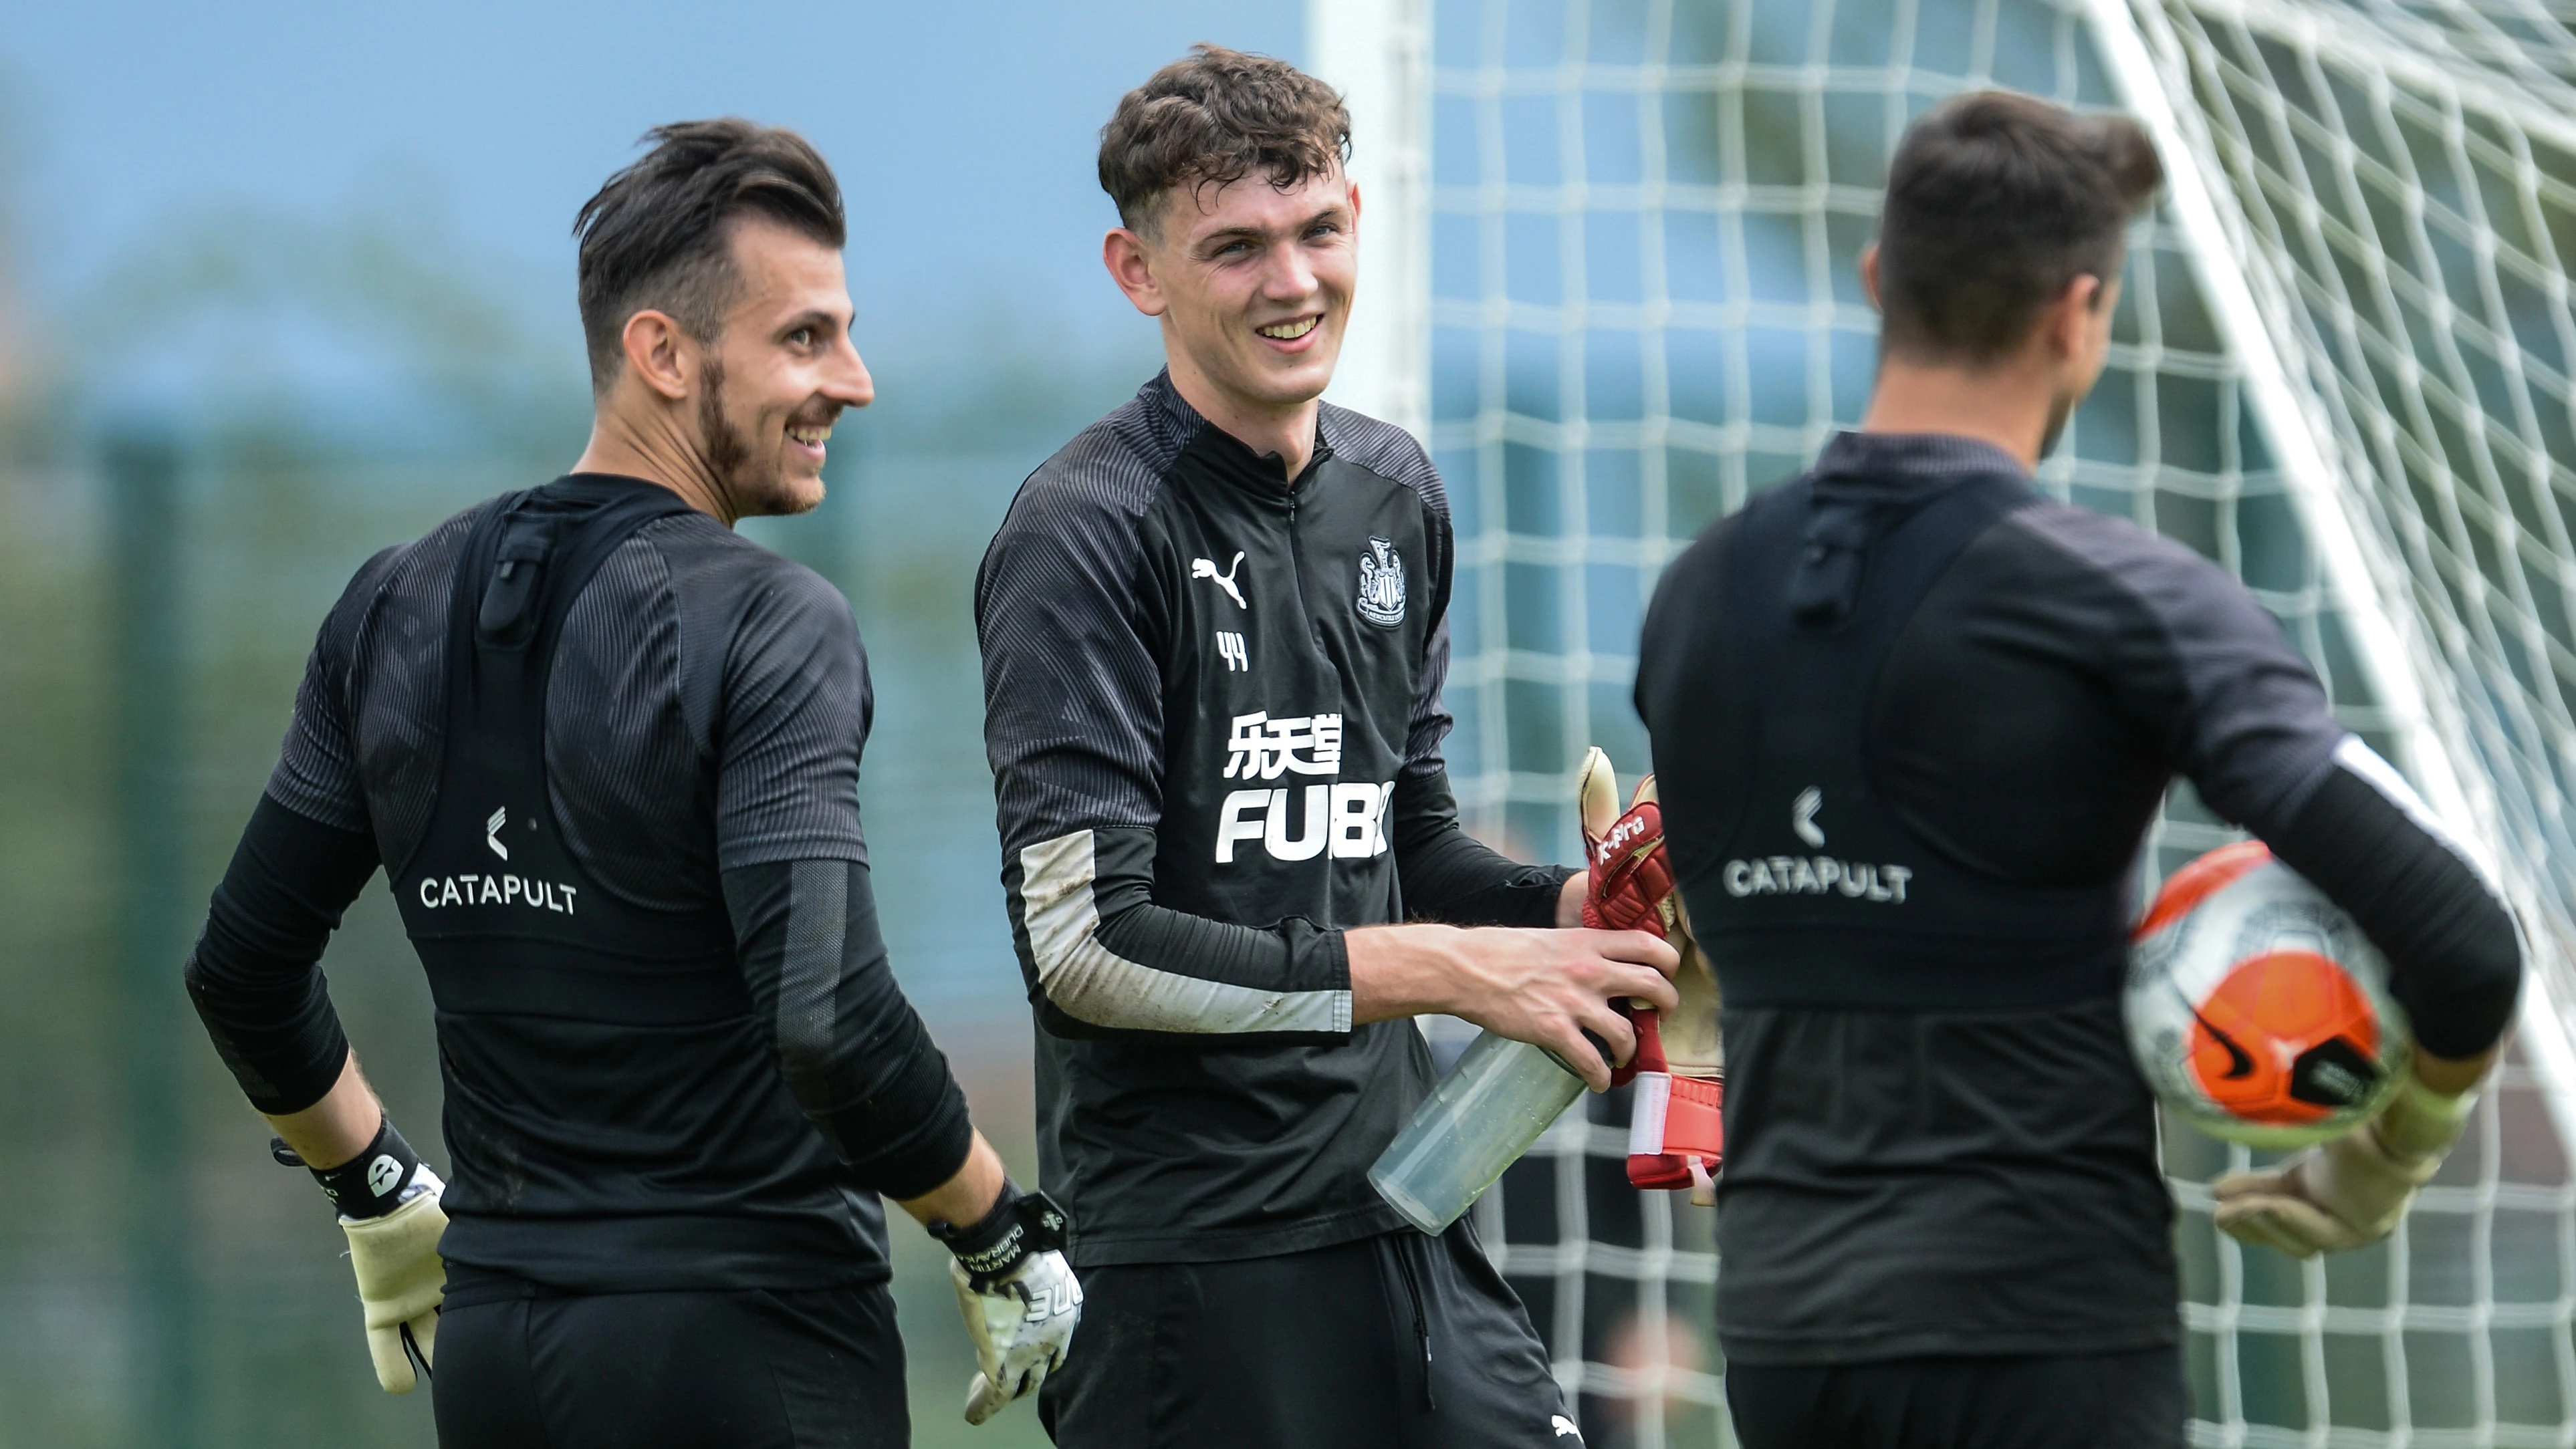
[2212,1073,2476,1257]
[953,1250,1084,1424]
[1582,781,1674,938]
[1579,748,1724,1199]
[344,1173,448,1393]
[275,1122,445,1394]
[936,1186,1082,1425]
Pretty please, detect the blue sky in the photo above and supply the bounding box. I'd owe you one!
[2,1,1302,395]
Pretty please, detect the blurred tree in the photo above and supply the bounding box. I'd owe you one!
[62,165,588,461]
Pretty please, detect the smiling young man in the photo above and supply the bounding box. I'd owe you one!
[975,47,1678,1449]
[182,120,1078,1447]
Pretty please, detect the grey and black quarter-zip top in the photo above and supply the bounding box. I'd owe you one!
[979,371,1570,1269]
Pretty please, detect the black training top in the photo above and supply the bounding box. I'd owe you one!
[978,372,1570,1268]
[1635,432,2521,1363]
[185,474,971,1299]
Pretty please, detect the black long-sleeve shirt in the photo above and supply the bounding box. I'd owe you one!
[978,373,1570,1267]
[1636,431,2522,1363]
[185,477,971,1294]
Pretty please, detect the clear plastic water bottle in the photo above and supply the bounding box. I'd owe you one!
[1369,1029,1587,1234]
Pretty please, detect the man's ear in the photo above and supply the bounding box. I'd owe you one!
[620,309,694,402]
[2048,274,2105,360]
[1103,226,1167,318]
[1859,244,1882,311]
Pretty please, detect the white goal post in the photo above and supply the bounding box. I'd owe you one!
[1310,0,2576,1444]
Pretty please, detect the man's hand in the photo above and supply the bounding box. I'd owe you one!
[1460,927,1682,1090]
[344,1176,449,1393]
[1351,924,1678,1091]
[952,1248,1083,1424]
[2212,1071,2477,1257]
[929,1180,1082,1425]
[269,1102,447,1395]
[1347,744,1683,1089]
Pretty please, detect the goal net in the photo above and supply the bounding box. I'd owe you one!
[1310,0,2576,1443]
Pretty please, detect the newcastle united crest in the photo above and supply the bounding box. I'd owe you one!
[1356,537,1407,627]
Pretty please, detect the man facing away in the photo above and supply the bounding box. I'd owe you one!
[1633,91,2525,1448]
[183,120,1078,1448]
[975,45,1681,1449]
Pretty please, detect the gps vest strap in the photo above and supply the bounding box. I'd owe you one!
[1689,469,2137,1013]
[393,477,742,1023]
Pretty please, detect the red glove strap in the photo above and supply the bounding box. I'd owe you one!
[1662,1074,1724,1158]
[1625,1071,1723,1191]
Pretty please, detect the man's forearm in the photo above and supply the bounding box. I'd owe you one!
[2416,1045,2500,1097]
[2260,745,2522,1059]
[186,794,379,1115]
[893,1130,1010,1230]
[722,860,978,1197]
[1347,923,1480,1025]
[1010,825,1353,1037]
[263,1050,384,1171]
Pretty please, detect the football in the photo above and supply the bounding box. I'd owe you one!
[2126,841,2411,1148]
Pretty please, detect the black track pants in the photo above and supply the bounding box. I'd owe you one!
[1039,1223,1578,1448]
[431,1282,907,1448]
[1726,1346,2187,1449]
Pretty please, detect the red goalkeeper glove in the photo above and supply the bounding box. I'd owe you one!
[1580,749,1724,1200]
[1583,799,1675,937]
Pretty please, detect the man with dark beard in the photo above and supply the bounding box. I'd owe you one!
[181,120,1080,1446]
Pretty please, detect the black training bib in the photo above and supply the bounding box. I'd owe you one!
[387,476,872,1295]
[1647,470,2138,1011]
[394,478,737,1003]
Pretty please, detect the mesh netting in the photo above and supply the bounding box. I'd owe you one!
[1411,0,2576,1442]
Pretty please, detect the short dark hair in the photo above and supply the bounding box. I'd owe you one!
[1098,44,1351,236]
[1875,91,2163,365]
[573,118,845,392]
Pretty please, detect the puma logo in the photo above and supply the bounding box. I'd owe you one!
[1552,1415,1583,1439]
[1191,552,1248,610]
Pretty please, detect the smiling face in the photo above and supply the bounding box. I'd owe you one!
[1108,165,1358,426]
[693,216,876,517]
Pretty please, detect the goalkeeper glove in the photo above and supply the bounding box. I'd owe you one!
[2210,1071,2477,1257]
[932,1183,1082,1425]
[1579,748,1725,1202]
[273,1119,446,1393]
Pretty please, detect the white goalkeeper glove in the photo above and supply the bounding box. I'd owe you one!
[345,1175,448,1393]
[2211,1072,2477,1257]
[933,1185,1082,1425]
[276,1123,447,1393]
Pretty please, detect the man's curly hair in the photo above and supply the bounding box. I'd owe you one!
[1098,45,1351,237]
